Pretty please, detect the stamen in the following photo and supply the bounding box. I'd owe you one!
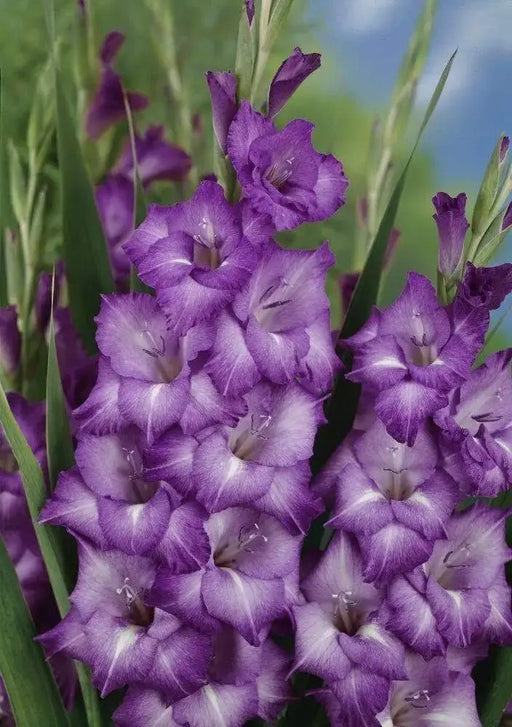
[214,522,268,567]
[472,412,502,423]
[238,522,268,553]
[116,577,139,605]
[331,591,359,635]
[443,541,472,568]
[141,324,166,358]
[266,157,294,189]
[116,578,154,627]
[249,414,272,439]
[405,689,431,709]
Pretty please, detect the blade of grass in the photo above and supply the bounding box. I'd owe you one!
[0,536,69,727]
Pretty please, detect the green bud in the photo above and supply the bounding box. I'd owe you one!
[471,134,509,238]
[7,141,26,227]
[235,1,256,100]
[474,203,511,267]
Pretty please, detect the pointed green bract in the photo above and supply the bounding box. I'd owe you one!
[0,537,69,727]
[235,1,255,100]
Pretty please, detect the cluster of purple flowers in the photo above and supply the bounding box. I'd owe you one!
[39,47,349,726]
[307,194,512,725]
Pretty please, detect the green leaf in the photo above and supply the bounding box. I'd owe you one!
[54,73,114,354]
[475,648,512,727]
[0,382,71,607]
[0,537,69,727]
[45,277,75,490]
[312,50,457,474]
[471,134,508,240]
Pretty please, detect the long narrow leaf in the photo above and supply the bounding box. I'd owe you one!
[46,277,75,489]
[54,74,114,354]
[0,381,72,605]
[44,0,113,353]
[0,537,68,727]
[311,51,456,475]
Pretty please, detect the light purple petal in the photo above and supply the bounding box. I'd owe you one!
[291,602,350,681]
[192,429,274,512]
[148,569,219,633]
[119,377,189,443]
[205,311,260,397]
[73,358,127,434]
[172,682,258,727]
[375,381,448,446]
[201,567,285,645]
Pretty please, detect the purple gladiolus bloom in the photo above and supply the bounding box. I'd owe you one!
[327,419,458,582]
[224,241,337,389]
[292,532,405,724]
[0,306,21,375]
[376,654,481,726]
[345,272,475,445]
[86,32,148,139]
[435,349,512,496]
[115,630,291,727]
[205,72,238,154]
[150,507,301,644]
[227,101,348,230]
[124,181,257,333]
[144,381,322,514]
[385,504,512,654]
[114,126,192,187]
[432,192,469,277]
[268,47,321,118]
[93,293,230,442]
[38,543,212,698]
[40,427,210,570]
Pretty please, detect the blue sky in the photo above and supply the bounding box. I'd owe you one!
[313,0,512,193]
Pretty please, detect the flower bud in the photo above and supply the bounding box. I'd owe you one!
[432,191,468,277]
[267,47,321,118]
[205,72,238,154]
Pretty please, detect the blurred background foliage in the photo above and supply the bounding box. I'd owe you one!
[0,0,508,349]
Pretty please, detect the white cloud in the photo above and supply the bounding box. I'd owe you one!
[339,0,404,34]
[416,0,512,110]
